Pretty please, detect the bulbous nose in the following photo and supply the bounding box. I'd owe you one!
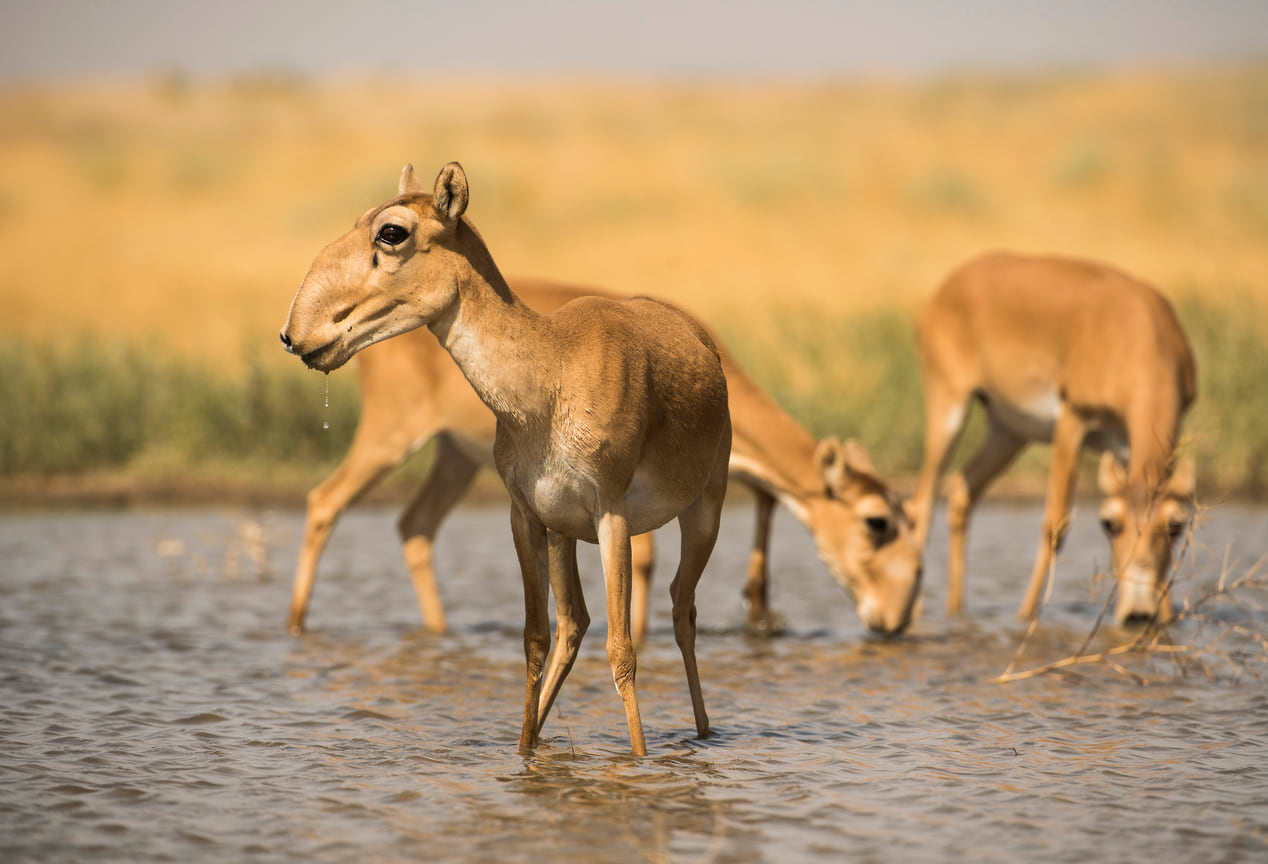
[1119,610,1156,626]
[1114,563,1165,625]
[862,602,912,638]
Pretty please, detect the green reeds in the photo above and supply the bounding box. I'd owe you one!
[719,302,926,476]
[0,340,360,480]
[1175,292,1268,497]
[1,290,1264,501]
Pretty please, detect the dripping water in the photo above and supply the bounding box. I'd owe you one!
[323,377,330,430]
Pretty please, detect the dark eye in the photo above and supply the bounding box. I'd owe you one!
[864,515,890,536]
[376,224,409,246]
[1100,518,1123,537]
[1167,519,1187,540]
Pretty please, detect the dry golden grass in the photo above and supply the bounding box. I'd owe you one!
[1,67,1266,498]
[2,66,1265,367]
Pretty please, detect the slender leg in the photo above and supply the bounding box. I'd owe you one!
[396,434,480,633]
[510,501,551,753]
[671,430,729,740]
[945,420,1027,613]
[536,532,589,733]
[909,386,972,551]
[1018,411,1086,620]
[288,433,408,635]
[597,504,646,756]
[629,531,656,648]
[741,490,776,631]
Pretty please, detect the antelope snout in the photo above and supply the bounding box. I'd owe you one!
[277,327,341,371]
[858,591,916,638]
[866,619,905,638]
[871,561,923,637]
[1113,564,1170,626]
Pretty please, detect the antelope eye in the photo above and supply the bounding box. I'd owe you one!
[1167,519,1187,540]
[376,223,409,246]
[1100,517,1123,537]
[864,515,891,536]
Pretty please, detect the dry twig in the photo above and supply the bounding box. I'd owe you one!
[992,504,1268,685]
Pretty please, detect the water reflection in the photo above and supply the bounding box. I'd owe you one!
[499,752,743,863]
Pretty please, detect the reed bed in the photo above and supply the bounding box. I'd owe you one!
[1,66,1265,501]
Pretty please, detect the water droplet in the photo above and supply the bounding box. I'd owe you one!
[323,378,330,431]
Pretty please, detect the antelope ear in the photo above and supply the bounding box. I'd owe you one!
[841,438,877,478]
[399,164,426,196]
[814,436,847,495]
[1168,457,1196,499]
[1098,451,1127,496]
[433,161,469,222]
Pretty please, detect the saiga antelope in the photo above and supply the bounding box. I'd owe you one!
[281,162,730,755]
[286,281,921,642]
[908,251,1196,625]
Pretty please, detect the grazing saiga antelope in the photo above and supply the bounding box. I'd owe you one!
[286,280,921,642]
[281,162,731,755]
[908,251,1197,625]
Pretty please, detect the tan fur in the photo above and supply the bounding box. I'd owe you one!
[281,163,731,755]
[908,251,1196,624]
[285,279,920,641]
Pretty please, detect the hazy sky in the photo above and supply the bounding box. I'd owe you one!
[2,0,1266,81]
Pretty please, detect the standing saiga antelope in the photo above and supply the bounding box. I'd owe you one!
[286,280,921,643]
[908,251,1197,625]
[281,162,732,756]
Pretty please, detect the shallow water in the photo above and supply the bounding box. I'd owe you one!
[1,501,1266,862]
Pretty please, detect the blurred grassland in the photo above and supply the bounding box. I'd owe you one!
[1,66,1266,501]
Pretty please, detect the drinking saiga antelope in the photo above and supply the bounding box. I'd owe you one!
[908,251,1197,625]
[281,161,731,755]
[285,279,921,643]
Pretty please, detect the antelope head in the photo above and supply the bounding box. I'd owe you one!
[280,163,471,372]
[1097,452,1196,625]
[809,436,923,636]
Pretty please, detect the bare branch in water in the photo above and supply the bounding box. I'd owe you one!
[993,504,1268,685]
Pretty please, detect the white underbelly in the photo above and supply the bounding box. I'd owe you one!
[515,465,692,542]
[989,388,1061,441]
[986,388,1129,458]
[624,472,694,535]
[522,470,600,540]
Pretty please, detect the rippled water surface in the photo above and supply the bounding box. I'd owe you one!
[2,501,1266,862]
